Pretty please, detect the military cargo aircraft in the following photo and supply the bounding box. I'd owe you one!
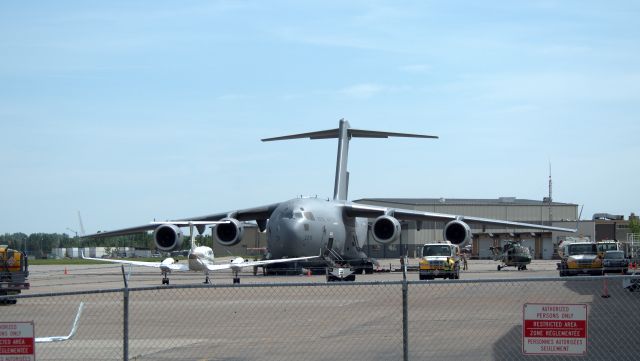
[84,119,575,279]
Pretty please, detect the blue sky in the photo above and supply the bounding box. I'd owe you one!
[1,1,639,234]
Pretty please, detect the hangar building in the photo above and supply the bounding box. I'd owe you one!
[354,197,579,260]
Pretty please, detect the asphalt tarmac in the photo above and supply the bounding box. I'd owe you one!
[5,259,640,361]
[27,258,563,293]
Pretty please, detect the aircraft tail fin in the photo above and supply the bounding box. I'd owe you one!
[262,119,437,201]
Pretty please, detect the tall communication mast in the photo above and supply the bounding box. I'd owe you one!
[77,211,86,236]
[548,162,553,224]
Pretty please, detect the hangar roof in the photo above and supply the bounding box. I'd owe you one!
[354,197,577,207]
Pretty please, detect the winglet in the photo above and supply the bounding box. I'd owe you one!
[35,302,85,343]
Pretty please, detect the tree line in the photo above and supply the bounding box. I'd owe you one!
[0,232,211,259]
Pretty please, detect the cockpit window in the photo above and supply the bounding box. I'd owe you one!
[303,211,315,221]
[281,208,293,219]
[423,245,451,257]
[294,212,303,219]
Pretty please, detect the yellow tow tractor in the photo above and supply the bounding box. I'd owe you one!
[0,245,30,305]
[418,242,461,280]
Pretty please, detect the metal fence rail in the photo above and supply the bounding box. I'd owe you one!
[3,276,640,360]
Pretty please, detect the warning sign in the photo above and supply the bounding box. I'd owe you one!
[0,322,35,361]
[523,303,587,355]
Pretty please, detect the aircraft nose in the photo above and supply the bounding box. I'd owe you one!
[272,219,307,256]
[281,219,305,238]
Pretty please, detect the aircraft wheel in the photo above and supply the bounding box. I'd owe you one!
[233,277,240,284]
[497,265,502,271]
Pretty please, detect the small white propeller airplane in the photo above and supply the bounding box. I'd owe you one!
[82,221,318,284]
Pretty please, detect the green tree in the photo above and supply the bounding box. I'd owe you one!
[629,217,640,235]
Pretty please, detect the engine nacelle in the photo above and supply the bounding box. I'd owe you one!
[443,220,472,245]
[153,224,184,252]
[213,218,245,247]
[372,215,401,244]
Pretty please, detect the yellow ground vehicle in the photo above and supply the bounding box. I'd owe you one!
[418,242,460,280]
[557,241,603,276]
[0,245,30,305]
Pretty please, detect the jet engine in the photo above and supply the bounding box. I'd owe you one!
[443,220,472,245]
[213,218,245,247]
[153,224,184,252]
[372,215,401,244]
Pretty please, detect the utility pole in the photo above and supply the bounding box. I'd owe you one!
[66,227,79,251]
[548,162,553,225]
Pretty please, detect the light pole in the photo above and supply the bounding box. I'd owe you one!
[66,227,80,255]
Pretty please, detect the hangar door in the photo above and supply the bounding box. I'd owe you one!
[477,238,493,259]
[542,238,554,259]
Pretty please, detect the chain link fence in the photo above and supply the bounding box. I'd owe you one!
[3,276,640,360]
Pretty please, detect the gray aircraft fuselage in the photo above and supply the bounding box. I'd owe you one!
[266,197,368,263]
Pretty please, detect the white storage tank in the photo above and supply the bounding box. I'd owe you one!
[66,247,80,258]
[52,248,66,259]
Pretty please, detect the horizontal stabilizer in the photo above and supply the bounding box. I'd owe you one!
[262,127,438,141]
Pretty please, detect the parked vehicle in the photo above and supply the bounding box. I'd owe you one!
[602,250,628,274]
[418,242,460,280]
[558,242,603,276]
[0,245,30,305]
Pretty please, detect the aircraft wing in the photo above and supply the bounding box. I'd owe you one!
[205,255,319,271]
[83,203,282,238]
[81,252,189,271]
[178,203,281,223]
[343,202,577,232]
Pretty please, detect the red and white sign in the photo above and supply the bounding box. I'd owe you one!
[0,322,35,361]
[523,303,587,355]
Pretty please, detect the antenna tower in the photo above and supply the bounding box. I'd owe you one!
[548,162,553,224]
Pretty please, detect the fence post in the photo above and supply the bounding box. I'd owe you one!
[122,265,129,361]
[401,256,409,361]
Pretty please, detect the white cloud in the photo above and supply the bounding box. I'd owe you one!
[399,64,432,74]
[216,93,250,101]
[338,83,385,99]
